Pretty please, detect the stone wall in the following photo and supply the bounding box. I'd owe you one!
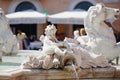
[0,66,120,80]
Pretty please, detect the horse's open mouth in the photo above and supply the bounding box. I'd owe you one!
[104,15,119,27]
[104,20,111,27]
[114,15,119,20]
[114,15,120,20]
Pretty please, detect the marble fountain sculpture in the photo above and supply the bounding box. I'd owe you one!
[0,3,120,80]
[77,3,120,62]
[22,24,110,69]
[0,8,18,61]
[21,3,120,69]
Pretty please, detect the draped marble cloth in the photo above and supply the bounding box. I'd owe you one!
[6,10,46,24]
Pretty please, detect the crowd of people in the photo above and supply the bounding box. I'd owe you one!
[16,29,43,50]
[73,28,86,39]
[16,18,120,50]
[16,28,87,50]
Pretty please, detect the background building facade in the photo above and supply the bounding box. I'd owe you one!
[0,0,120,40]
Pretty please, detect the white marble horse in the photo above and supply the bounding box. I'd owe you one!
[64,3,120,68]
[83,3,120,61]
[0,8,18,61]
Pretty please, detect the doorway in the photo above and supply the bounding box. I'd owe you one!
[10,24,37,38]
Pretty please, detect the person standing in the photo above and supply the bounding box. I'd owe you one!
[73,30,80,40]
[17,29,27,41]
[17,29,27,49]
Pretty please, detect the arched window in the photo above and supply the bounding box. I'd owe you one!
[15,1,36,12]
[11,1,37,38]
[74,1,93,11]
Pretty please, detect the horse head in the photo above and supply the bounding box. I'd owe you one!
[87,3,120,24]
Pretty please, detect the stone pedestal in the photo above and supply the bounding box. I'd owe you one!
[0,66,120,80]
[0,50,120,80]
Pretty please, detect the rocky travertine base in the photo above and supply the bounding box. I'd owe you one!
[0,66,120,80]
[0,51,120,80]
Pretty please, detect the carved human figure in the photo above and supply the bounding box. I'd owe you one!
[21,25,76,69]
[41,25,68,68]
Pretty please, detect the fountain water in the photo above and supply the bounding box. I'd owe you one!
[72,64,79,80]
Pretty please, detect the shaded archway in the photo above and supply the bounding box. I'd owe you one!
[10,1,38,37]
[74,1,93,11]
[8,0,43,13]
[15,1,37,12]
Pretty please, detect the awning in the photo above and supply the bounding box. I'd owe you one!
[48,11,87,24]
[6,10,46,24]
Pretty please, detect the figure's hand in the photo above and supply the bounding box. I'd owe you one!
[57,42,68,48]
